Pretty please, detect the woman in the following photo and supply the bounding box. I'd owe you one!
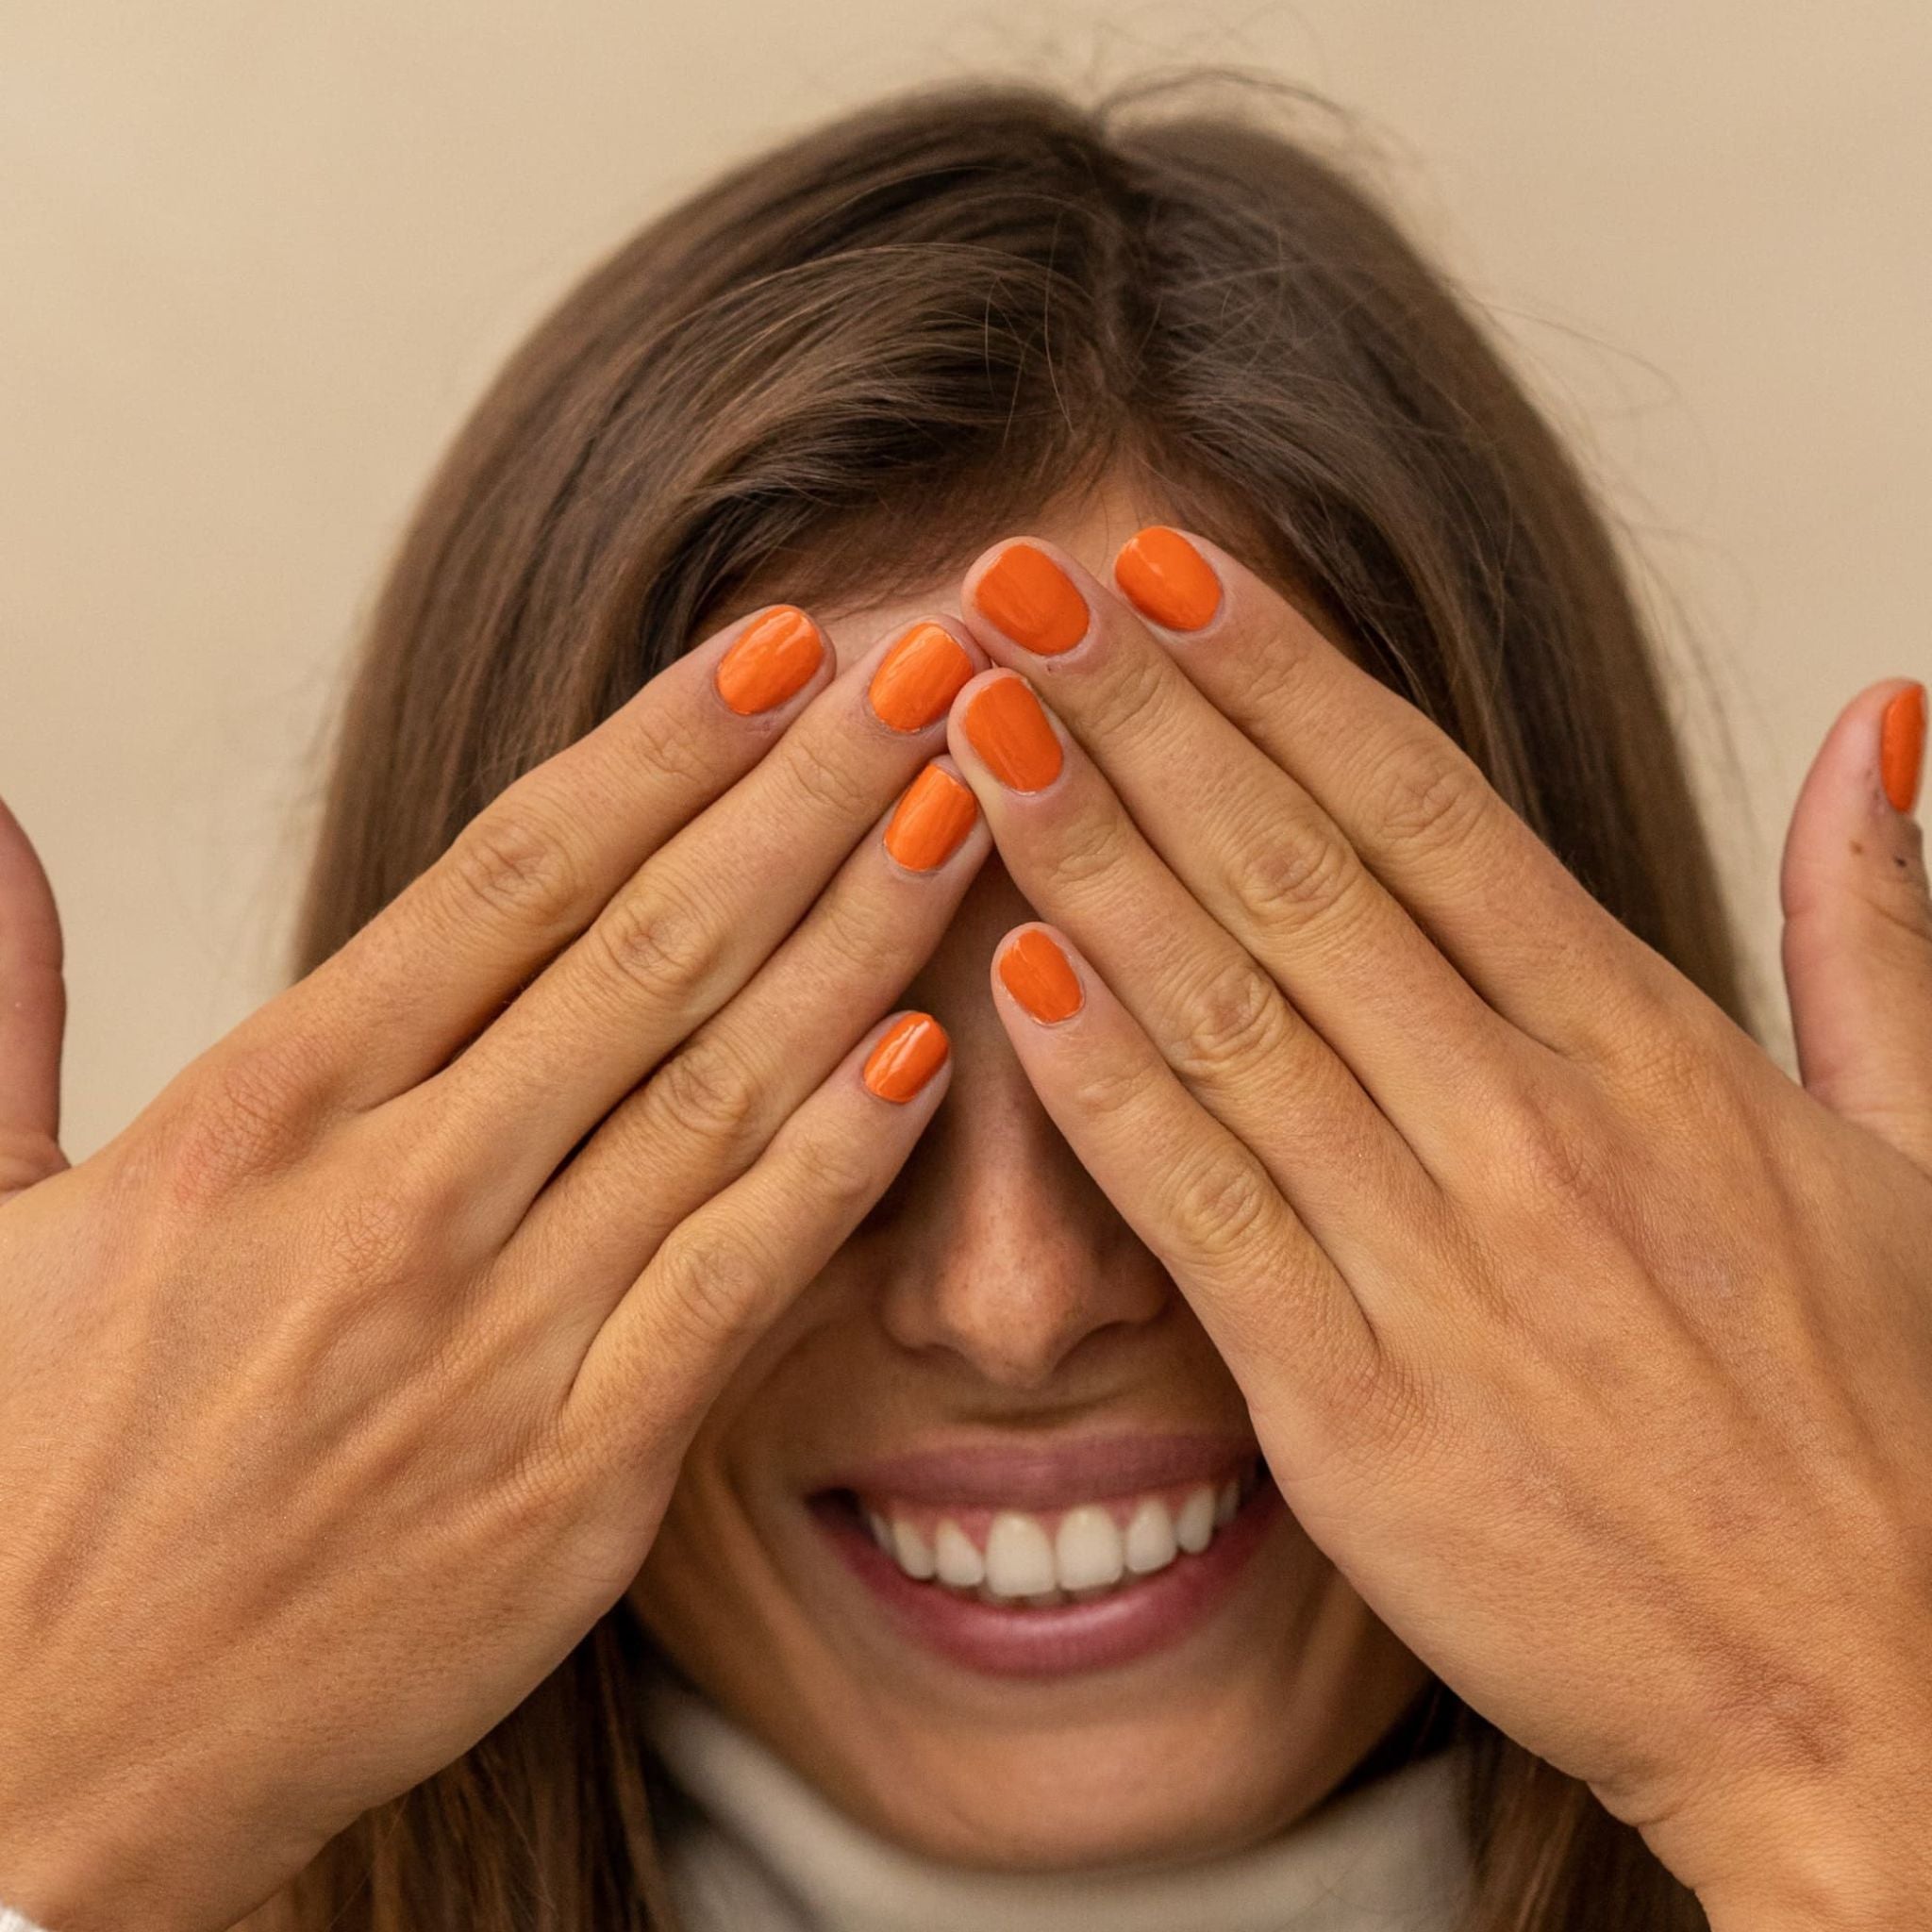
[0,71,1926,1932]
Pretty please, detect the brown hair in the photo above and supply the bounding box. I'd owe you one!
[259,69,1736,1932]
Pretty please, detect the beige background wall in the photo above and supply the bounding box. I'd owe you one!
[4,2,1927,1161]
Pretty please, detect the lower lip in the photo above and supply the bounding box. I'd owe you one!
[808,1473,1287,1678]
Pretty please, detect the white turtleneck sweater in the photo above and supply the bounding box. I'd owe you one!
[0,1680,1472,1932]
[638,1672,1473,1932]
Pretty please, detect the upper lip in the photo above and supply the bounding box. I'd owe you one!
[812,1430,1259,1510]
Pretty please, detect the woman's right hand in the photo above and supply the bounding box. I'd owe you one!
[0,604,990,1932]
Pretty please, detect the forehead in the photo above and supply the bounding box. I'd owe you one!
[815,469,1183,674]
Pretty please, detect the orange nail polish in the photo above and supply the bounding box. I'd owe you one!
[884,764,979,871]
[997,928,1083,1024]
[1114,525,1223,632]
[715,606,824,715]
[868,621,976,732]
[863,1012,950,1102]
[1881,682,1926,814]
[973,542,1090,655]
[962,675,1063,791]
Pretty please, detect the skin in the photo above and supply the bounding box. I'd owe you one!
[0,465,1925,1931]
[628,477,1431,1873]
[645,472,1932,1925]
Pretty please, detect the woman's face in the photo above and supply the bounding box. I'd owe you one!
[627,481,1431,1870]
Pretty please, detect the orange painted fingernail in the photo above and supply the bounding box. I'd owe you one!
[863,1011,950,1102]
[997,928,1083,1024]
[884,764,979,871]
[715,606,824,715]
[972,542,1090,655]
[1881,682,1926,814]
[962,675,1062,791]
[1114,525,1223,632]
[868,621,976,732]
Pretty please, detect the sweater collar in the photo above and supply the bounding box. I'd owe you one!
[641,1672,1473,1932]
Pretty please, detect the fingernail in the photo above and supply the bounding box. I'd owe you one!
[884,764,979,871]
[868,621,976,732]
[962,675,1063,791]
[972,541,1090,655]
[1881,682,1926,815]
[1114,525,1224,632]
[863,1011,950,1101]
[997,928,1084,1024]
[715,606,825,715]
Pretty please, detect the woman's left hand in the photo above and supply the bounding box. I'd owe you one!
[942,526,1932,1931]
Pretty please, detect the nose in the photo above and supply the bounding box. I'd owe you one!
[874,883,1174,1390]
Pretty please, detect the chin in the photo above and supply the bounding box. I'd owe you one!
[630,1454,1431,1872]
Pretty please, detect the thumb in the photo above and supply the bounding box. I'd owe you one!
[0,790,71,1201]
[1780,676,1932,1171]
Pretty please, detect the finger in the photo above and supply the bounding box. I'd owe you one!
[983,920,1378,1441]
[508,756,988,1315]
[944,666,1439,1273]
[393,617,983,1209]
[1105,525,1682,1058]
[564,1008,953,1465]
[1780,676,1932,1172]
[958,537,1525,1143]
[271,600,841,1109]
[0,792,70,1197]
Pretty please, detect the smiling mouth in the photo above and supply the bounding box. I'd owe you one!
[813,1449,1271,1608]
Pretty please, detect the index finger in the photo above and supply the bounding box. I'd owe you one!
[1108,525,1688,1059]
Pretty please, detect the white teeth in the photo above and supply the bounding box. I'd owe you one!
[933,1518,984,1588]
[1123,1497,1178,1574]
[984,1511,1057,1598]
[1054,1504,1124,1591]
[864,1456,1260,1598]
[891,1518,936,1579]
[1175,1486,1216,1554]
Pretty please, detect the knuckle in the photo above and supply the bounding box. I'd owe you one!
[1595,976,1744,1118]
[652,1221,774,1355]
[802,882,891,986]
[1370,739,1491,852]
[625,699,715,792]
[158,1032,326,1206]
[1485,1058,1618,1211]
[1234,627,1307,716]
[446,793,586,935]
[1226,814,1363,932]
[1079,644,1174,746]
[1168,956,1292,1088]
[309,1138,468,1294]
[782,736,880,824]
[649,1031,767,1158]
[588,877,719,1005]
[1166,1143,1277,1268]
[1050,800,1132,893]
[1064,1047,1160,1126]
[792,1125,881,1220]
